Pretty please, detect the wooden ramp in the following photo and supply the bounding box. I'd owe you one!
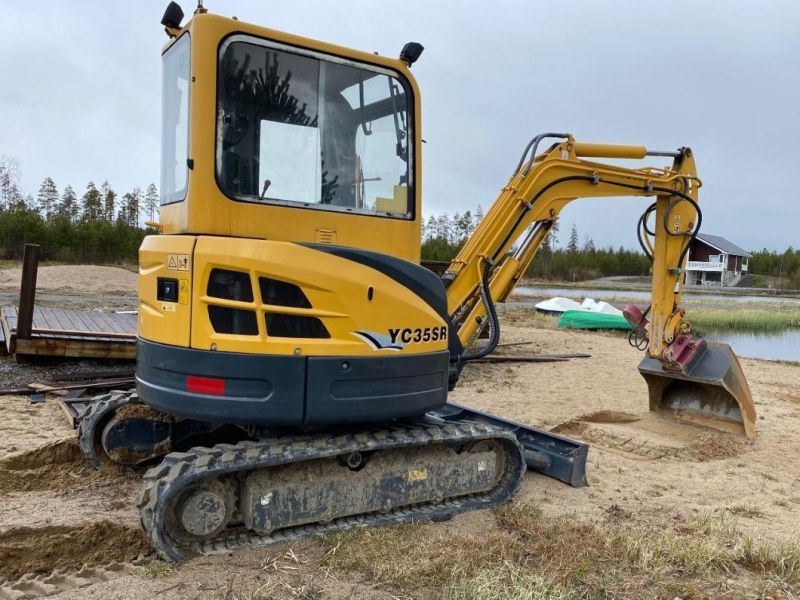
[1,306,137,359]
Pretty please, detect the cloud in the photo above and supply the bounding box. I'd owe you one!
[0,0,796,251]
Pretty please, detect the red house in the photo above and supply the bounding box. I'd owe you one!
[685,233,751,287]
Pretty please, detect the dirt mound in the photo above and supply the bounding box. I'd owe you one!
[552,411,752,462]
[578,410,643,425]
[0,439,134,494]
[0,521,150,582]
[0,439,83,471]
[0,265,137,294]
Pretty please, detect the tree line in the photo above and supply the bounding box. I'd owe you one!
[2,153,796,285]
[420,210,650,280]
[0,156,157,262]
[748,248,800,289]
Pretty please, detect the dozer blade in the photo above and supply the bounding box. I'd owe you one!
[638,341,756,438]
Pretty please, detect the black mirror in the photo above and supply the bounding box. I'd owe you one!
[161,2,184,29]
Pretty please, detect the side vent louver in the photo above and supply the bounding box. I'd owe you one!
[209,306,258,335]
[266,314,330,339]
[207,269,254,302]
[259,277,312,308]
[315,228,336,244]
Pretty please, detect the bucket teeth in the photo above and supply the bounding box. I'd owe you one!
[638,342,756,438]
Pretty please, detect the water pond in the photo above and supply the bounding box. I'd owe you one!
[705,329,800,362]
[514,286,800,307]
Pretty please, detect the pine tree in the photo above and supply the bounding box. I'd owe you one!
[567,223,579,253]
[582,235,595,252]
[425,215,437,241]
[101,180,116,222]
[0,156,23,210]
[455,211,474,242]
[435,213,451,242]
[119,188,142,226]
[132,186,143,226]
[37,177,59,220]
[546,218,560,251]
[58,185,79,222]
[81,181,103,222]
[144,183,159,221]
[475,205,485,226]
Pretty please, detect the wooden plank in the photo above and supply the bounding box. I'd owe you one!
[1,306,138,351]
[41,308,78,340]
[14,337,137,360]
[74,310,136,337]
[57,397,92,429]
[58,308,102,340]
[30,327,136,340]
[74,312,108,338]
[3,306,18,333]
[471,356,570,364]
[93,311,126,334]
[16,244,39,339]
[58,398,79,428]
[28,382,70,397]
[48,308,77,334]
[52,368,136,382]
[0,378,135,395]
[1,307,15,354]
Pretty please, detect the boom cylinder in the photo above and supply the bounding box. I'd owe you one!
[571,143,648,159]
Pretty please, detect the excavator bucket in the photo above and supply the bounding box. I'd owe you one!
[637,341,756,438]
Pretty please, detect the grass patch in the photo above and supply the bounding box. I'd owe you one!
[689,309,800,333]
[321,504,800,599]
[727,504,766,519]
[500,309,558,330]
[134,560,176,578]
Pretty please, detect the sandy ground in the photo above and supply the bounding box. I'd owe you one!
[0,310,798,598]
[452,316,800,544]
[0,265,137,294]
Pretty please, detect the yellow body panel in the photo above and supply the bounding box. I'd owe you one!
[159,13,423,263]
[139,235,196,346]
[139,235,447,357]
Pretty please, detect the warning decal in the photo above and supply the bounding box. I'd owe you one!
[167,254,190,271]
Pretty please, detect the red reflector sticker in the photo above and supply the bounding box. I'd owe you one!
[186,376,225,395]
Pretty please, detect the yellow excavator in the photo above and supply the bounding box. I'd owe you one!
[77,2,755,560]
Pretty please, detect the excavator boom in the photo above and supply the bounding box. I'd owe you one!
[444,133,756,438]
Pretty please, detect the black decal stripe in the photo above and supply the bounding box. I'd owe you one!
[356,331,383,350]
[302,243,464,357]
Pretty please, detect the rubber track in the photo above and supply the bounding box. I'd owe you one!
[77,390,139,468]
[138,421,525,561]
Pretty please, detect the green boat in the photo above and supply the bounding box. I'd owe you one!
[557,309,633,330]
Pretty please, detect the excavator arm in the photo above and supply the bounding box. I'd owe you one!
[444,133,755,438]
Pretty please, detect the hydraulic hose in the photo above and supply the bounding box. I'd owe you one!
[513,133,570,176]
[456,259,501,362]
[636,202,657,261]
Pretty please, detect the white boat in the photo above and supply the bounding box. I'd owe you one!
[535,296,623,316]
[534,297,581,314]
[579,298,623,316]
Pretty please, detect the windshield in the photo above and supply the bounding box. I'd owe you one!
[161,34,190,205]
[217,37,412,218]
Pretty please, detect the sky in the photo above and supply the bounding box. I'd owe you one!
[0,0,797,251]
